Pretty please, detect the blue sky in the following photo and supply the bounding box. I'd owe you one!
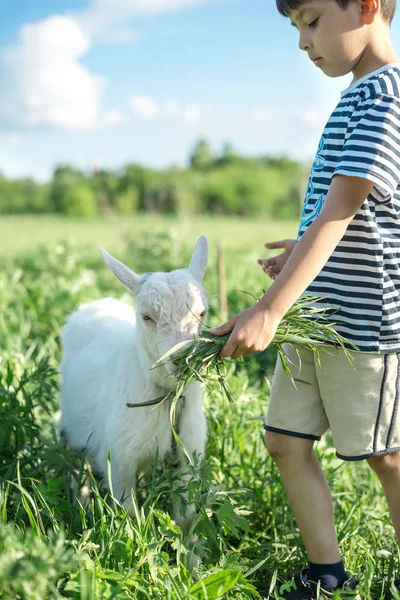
[1,0,400,182]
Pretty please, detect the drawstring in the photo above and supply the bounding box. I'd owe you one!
[126,395,169,408]
[126,394,185,409]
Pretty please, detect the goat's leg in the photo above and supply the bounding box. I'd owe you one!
[108,462,138,517]
[173,397,207,570]
[60,431,93,509]
[68,463,92,509]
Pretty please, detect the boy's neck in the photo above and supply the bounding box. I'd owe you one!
[351,29,399,85]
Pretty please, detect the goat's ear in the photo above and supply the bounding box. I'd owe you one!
[188,235,208,283]
[99,248,141,295]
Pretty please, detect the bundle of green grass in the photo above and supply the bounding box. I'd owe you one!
[133,295,357,424]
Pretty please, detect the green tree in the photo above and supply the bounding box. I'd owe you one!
[213,142,243,168]
[115,187,139,215]
[0,177,49,214]
[49,166,86,214]
[189,139,214,171]
[62,185,98,217]
[92,169,119,214]
[120,164,159,210]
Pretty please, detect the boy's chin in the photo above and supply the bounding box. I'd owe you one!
[321,63,353,78]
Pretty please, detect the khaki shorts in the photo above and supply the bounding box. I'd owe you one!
[264,344,400,460]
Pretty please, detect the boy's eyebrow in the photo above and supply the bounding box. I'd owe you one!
[290,7,312,27]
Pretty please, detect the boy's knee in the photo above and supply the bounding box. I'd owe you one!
[264,430,314,464]
[264,431,284,462]
[367,451,400,474]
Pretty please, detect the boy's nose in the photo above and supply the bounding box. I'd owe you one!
[298,35,311,51]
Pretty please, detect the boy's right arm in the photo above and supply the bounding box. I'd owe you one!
[212,174,375,359]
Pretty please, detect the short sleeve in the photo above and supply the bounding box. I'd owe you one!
[334,95,400,200]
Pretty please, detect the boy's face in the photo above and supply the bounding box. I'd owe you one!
[289,0,369,78]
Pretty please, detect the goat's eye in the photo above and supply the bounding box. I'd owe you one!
[200,310,207,318]
[142,315,155,323]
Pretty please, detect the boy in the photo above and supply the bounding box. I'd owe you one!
[210,0,400,597]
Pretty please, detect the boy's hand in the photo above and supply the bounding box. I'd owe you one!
[209,304,280,359]
[258,239,297,279]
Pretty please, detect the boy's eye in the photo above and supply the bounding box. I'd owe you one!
[308,17,319,28]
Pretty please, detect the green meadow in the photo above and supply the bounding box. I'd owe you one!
[0,215,399,599]
[0,215,298,260]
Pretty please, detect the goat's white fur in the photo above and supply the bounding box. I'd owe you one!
[60,236,208,532]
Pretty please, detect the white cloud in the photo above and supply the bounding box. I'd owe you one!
[183,104,202,123]
[0,0,221,133]
[129,95,206,124]
[96,26,137,44]
[77,0,215,37]
[0,16,105,131]
[102,109,130,127]
[130,96,160,119]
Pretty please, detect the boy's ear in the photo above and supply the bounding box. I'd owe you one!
[360,0,380,25]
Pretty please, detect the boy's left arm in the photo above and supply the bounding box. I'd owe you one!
[211,174,375,359]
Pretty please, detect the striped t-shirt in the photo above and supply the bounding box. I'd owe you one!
[298,64,400,353]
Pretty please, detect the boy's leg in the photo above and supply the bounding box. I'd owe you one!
[367,451,400,546]
[265,431,341,564]
[264,345,354,595]
[316,350,400,594]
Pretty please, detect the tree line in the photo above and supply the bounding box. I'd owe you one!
[0,140,308,219]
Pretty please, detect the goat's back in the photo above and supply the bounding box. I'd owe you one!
[62,298,136,355]
[60,298,139,456]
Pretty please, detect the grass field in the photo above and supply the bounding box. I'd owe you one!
[0,214,299,260]
[0,215,399,599]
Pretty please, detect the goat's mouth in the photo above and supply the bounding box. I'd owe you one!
[165,361,180,377]
[163,357,188,386]
[153,338,194,381]
[159,369,180,391]
[153,355,180,380]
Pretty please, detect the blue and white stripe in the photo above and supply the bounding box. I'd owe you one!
[298,64,400,352]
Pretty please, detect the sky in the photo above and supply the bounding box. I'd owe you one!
[1,0,400,182]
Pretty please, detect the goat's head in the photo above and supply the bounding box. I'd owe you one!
[99,236,209,388]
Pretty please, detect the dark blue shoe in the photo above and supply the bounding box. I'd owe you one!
[258,568,359,599]
[391,579,400,599]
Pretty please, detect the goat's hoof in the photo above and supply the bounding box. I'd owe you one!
[189,552,202,578]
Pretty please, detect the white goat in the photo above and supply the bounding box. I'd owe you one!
[60,236,209,531]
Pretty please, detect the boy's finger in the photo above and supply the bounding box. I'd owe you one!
[220,341,237,358]
[258,257,277,267]
[264,240,286,249]
[209,316,238,336]
[220,329,241,357]
[260,264,272,274]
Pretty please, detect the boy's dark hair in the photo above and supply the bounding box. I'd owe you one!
[276,0,397,23]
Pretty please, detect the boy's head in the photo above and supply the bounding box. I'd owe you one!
[276,0,398,79]
[277,0,397,23]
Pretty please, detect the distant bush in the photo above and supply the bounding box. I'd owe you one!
[0,176,50,214]
[0,139,305,218]
[115,187,139,215]
[62,185,98,217]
